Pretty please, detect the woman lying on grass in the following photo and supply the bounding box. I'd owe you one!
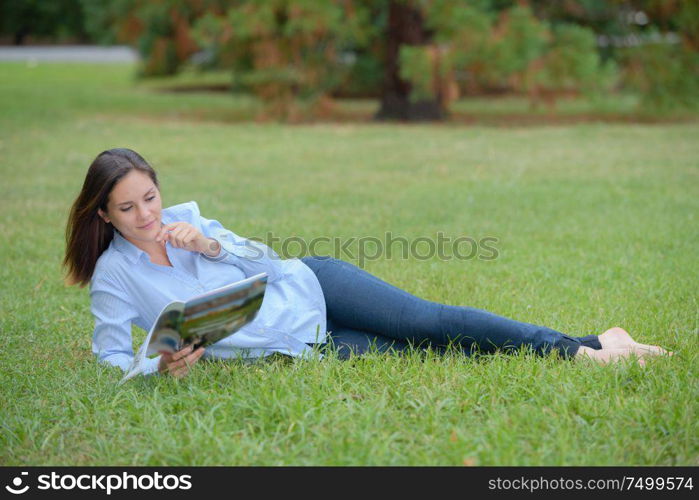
[63,148,670,378]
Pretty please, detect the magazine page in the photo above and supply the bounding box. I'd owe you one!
[119,300,185,384]
[179,274,267,350]
[146,272,268,356]
[144,302,187,355]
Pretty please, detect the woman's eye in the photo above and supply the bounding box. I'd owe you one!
[146,196,155,202]
[120,206,132,212]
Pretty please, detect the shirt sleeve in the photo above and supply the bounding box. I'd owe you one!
[196,210,284,284]
[90,278,160,376]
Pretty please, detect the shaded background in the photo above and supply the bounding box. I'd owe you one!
[2,0,698,121]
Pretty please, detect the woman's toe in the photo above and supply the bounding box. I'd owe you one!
[633,343,671,356]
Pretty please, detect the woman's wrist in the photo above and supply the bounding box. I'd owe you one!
[200,237,221,257]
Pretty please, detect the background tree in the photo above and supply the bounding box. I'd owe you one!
[622,0,699,110]
[191,0,369,120]
[1,0,88,45]
[375,0,446,121]
[75,0,698,118]
[394,2,614,113]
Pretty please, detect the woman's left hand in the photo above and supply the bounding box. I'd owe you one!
[156,222,211,254]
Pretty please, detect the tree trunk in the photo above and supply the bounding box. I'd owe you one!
[14,27,28,46]
[374,0,445,121]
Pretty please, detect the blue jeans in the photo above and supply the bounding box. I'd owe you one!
[300,256,602,360]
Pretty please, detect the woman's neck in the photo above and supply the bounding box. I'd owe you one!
[146,243,172,267]
[123,235,172,267]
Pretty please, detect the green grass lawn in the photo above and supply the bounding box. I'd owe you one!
[0,62,697,466]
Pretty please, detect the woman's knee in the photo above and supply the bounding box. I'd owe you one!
[327,328,413,359]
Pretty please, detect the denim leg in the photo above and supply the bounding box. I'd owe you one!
[301,256,587,359]
[323,317,414,360]
[578,335,603,350]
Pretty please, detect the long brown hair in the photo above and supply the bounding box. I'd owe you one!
[63,148,159,287]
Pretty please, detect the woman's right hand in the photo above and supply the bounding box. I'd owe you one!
[158,345,205,378]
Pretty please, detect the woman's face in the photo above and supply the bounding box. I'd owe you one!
[98,169,163,247]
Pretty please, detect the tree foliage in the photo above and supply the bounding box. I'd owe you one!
[21,0,698,118]
[0,0,88,44]
[192,0,370,119]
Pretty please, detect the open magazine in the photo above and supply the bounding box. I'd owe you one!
[120,273,268,383]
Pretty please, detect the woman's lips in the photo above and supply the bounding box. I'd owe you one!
[139,220,155,230]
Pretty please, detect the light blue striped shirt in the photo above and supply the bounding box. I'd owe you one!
[89,201,327,375]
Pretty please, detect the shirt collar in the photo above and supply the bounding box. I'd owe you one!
[112,230,148,264]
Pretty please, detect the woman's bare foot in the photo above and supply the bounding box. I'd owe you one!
[575,345,646,366]
[598,327,671,357]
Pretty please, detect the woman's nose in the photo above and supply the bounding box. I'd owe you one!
[137,204,150,219]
